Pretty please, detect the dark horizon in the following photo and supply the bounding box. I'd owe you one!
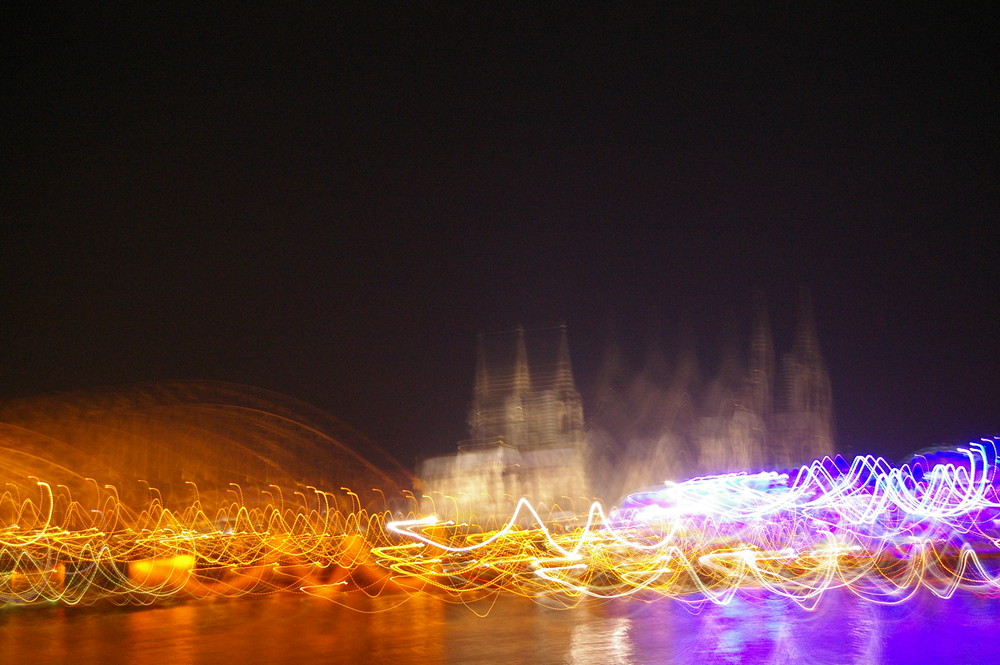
[6,7,998,470]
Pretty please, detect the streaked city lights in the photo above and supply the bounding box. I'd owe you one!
[3,440,998,609]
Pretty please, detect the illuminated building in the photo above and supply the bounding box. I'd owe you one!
[590,290,835,499]
[420,292,835,514]
[418,325,591,520]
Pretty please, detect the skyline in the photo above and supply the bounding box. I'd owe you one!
[5,7,997,468]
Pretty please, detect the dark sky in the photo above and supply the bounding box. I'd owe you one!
[5,6,998,467]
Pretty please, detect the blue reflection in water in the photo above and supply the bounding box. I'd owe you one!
[609,590,1000,664]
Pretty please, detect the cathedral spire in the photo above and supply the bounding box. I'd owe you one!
[717,309,743,381]
[641,306,669,385]
[779,286,836,457]
[556,322,575,393]
[793,285,821,361]
[749,290,775,414]
[513,325,530,395]
[595,313,627,405]
[671,309,701,389]
[473,332,489,404]
[782,286,832,414]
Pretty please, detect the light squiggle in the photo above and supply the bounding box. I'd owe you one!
[0,484,420,606]
[3,441,999,609]
[380,439,1000,608]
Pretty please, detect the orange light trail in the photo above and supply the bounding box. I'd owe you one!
[0,482,414,606]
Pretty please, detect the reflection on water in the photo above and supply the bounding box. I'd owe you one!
[1,590,998,665]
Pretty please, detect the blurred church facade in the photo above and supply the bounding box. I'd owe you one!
[417,325,590,521]
[589,290,835,500]
[418,292,835,518]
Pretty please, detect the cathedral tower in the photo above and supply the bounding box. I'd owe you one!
[773,287,835,464]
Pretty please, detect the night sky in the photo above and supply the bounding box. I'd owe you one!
[5,7,997,468]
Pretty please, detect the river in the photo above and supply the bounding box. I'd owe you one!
[2,589,998,664]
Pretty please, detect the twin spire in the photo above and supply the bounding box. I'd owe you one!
[472,289,824,429]
[473,324,575,403]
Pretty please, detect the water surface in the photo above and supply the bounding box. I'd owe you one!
[2,590,997,664]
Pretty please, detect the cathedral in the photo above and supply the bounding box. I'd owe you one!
[589,290,835,499]
[418,291,835,517]
[417,325,591,522]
